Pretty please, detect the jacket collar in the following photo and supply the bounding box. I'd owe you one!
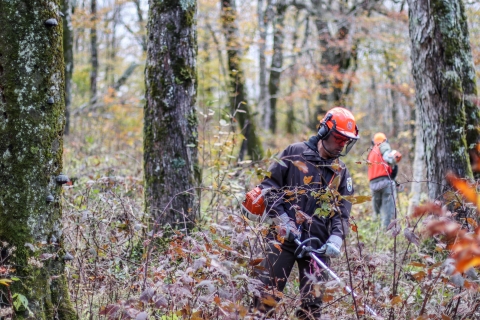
[304,135,320,152]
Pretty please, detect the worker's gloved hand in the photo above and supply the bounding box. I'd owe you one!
[320,235,343,258]
[273,213,299,242]
[277,224,296,242]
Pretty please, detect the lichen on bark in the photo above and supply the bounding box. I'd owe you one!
[0,1,77,319]
[144,0,200,229]
[408,0,476,199]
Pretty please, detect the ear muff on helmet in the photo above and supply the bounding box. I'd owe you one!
[317,113,333,139]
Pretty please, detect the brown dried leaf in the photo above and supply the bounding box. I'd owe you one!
[249,258,264,266]
[411,202,443,218]
[412,271,426,281]
[261,295,278,307]
[303,175,313,184]
[293,160,309,173]
[446,172,478,206]
[295,210,312,225]
[466,217,478,228]
[390,295,403,305]
[409,262,426,268]
[331,161,341,172]
[341,195,372,205]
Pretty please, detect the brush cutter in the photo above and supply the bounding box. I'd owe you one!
[293,236,379,317]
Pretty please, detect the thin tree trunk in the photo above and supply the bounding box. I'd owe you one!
[408,0,474,199]
[285,9,307,134]
[408,112,425,215]
[90,0,98,103]
[258,0,269,129]
[267,0,287,133]
[144,0,200,229]
[63,0,74,135]
[310,1,355,128]
[133,0,147,52]
[113,62,139,91]
[384,49,400,137]
[0,1,77,318]
[221,0,263,160]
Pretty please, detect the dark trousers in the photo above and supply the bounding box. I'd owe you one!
[254,239,328,317]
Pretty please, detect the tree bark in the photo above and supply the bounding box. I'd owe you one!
[144,0,200,229]
[0,1,77,318]
[408,0,475,199]
[221,0,263,160]
[267,0,288,133]
[90,0,98,103]
[62,0,74,135]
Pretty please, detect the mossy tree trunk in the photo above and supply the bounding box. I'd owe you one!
[408,0,476,199]
[221,0,264,161]
[144,0,200,230]
[62,0,74,135]
[0,1,77,319]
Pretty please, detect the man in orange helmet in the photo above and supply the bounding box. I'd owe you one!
[368,132,402,228]
[251,107,359,319]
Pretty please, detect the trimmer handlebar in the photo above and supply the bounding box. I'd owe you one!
[292,235,379,317]
[293,237,325,258]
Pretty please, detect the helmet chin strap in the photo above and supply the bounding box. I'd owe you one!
[321,139,342,159]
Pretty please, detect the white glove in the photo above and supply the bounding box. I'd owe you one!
[320,235,342,258]
[273,213,299,242]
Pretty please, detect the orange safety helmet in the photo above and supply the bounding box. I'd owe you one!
[373,132,387,145]
[317,107,359,156]
[241,187,266,219]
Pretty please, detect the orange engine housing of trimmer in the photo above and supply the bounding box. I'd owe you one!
[242,187,266,216]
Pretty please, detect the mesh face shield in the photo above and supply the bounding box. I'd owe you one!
[323,125,359,157]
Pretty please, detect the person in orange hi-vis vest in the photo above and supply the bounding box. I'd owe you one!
[367,132,402,228]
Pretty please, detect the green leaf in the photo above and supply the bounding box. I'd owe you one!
[13,293,29,312]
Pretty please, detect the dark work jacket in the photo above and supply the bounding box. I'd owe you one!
[259,136,354,246]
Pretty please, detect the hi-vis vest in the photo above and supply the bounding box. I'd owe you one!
[368,144,392,181]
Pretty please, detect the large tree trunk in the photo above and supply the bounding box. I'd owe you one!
[408,0,475,199]
[267,0,287,133]
[144,0,200,229]
[62,0,74,135]
[0,2,77,319]
[221,0,263,160]
[90,0,98,103]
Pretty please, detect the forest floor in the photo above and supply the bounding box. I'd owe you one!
[61,116,480,320]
